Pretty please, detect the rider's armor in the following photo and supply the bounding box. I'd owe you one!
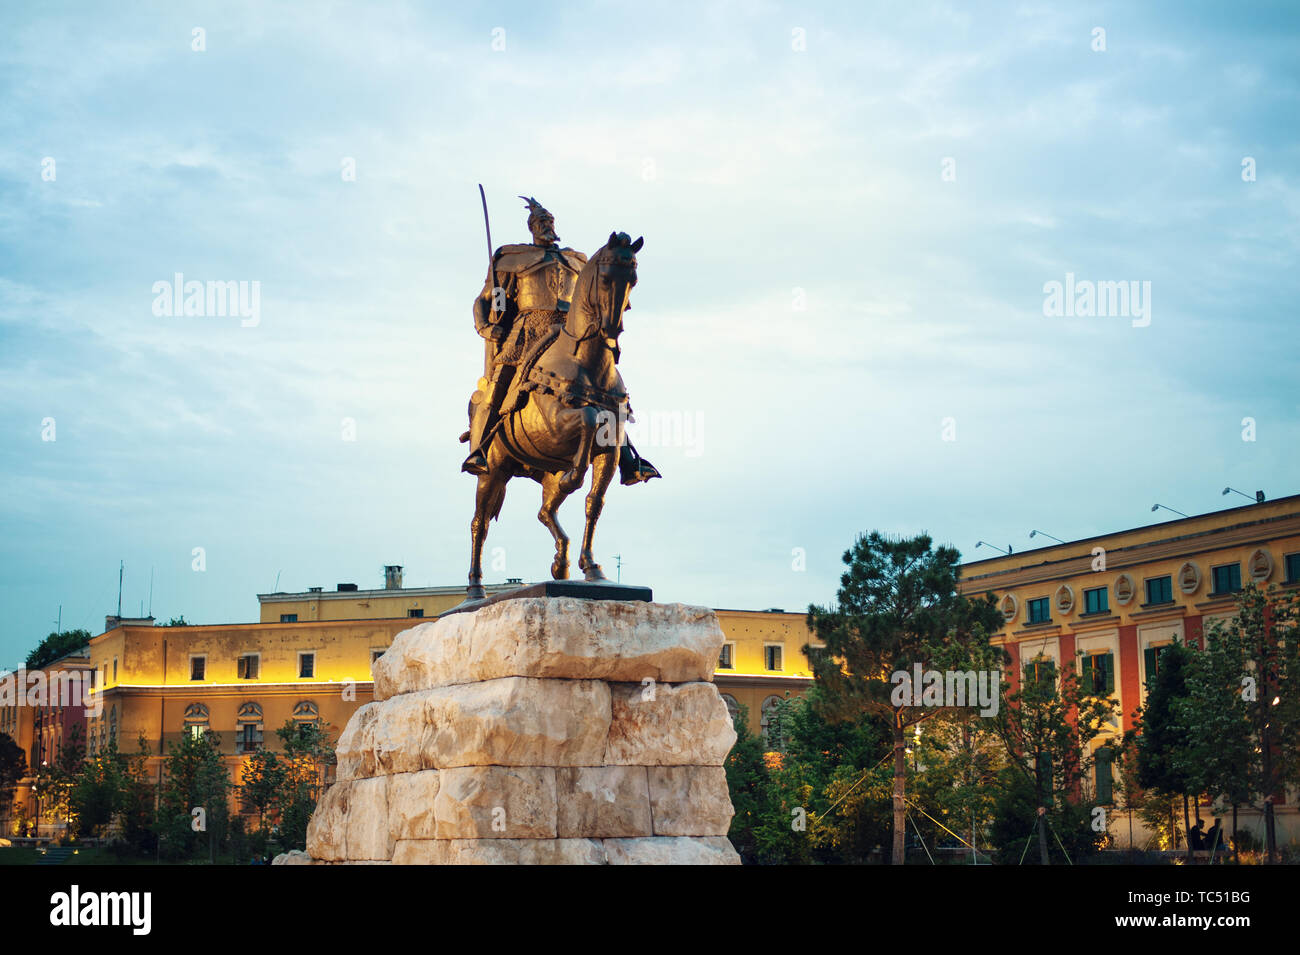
[462,197,659,485]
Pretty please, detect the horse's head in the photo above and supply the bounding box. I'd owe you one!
[568,231,643,359]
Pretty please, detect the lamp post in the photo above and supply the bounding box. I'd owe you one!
[1222,487,1264,504]
[975,541,1012,556]
[1150,504,1188,518]
[1029,530,1065,545]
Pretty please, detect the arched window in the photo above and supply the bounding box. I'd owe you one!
[236,702,264,754]
[292,701,320,726]
[720,694,740,726]
[760,695,785,748]
[184,702,209,739]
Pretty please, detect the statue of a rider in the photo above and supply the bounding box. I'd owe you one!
[462,196,659,485]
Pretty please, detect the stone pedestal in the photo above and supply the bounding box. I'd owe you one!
[280,596,740,865]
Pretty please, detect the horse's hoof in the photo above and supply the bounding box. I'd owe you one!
[583,565,606,582]
[551,560,569,580]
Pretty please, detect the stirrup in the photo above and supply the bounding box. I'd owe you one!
[462,452,488,475]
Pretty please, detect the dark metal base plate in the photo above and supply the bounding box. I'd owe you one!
[439,579,653,618]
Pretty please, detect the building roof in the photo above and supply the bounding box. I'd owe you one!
[958,493,1300,587]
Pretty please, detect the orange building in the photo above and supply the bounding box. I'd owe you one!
[958,493,1300,846]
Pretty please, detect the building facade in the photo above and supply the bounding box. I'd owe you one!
[958,494,1300,846]
[5,573,814,836]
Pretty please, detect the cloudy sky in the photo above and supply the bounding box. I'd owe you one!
[1,1,1297,666]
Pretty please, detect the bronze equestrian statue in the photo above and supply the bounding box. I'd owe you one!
[460,196,658,601]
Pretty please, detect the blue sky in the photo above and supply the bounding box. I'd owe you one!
[1,1,1297,666]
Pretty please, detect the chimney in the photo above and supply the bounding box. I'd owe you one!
[384,565,403,590]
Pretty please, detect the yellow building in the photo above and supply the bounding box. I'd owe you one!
[957,493,1300,846]
[1,573,817,834]
[257,568,815,739]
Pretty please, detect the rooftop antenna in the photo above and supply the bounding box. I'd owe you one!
[117,560,124,618]
[274,570,282,592]
[56,605,61,637]
[613,554,623,583]
[148,566,154,616]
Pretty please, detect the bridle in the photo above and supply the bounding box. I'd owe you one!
[566,251,633,358]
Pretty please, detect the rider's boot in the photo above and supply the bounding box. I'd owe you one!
[618,443,661,485]
[462,367,515,475]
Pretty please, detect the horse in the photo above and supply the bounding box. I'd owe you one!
[465,231,648,601]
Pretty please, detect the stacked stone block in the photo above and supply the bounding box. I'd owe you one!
[293,597,740,865]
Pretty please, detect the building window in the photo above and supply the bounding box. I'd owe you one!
[1080,652,1115,696]
[237,654,260,680]
[764,645,783,672]
[292,701,320,727]
[280,613,298,623]
[190,656,206,681]
[112,658,117,682]
[371,649,385,666]
[720,694,740,725]
[1023,657,1057,692]
[1028,597,1051,624]
[299,652,316,679]
[1144,575,1173,605]
[108,705,117,742]
[1210,563,1242,596]
[1143,643,1175,687]
[1286,552,1300,584]
[183,703,210,739]
[718,644,734,669]
[235,702,264,754]
[407,609,424,618]
[1083,586,1109,615]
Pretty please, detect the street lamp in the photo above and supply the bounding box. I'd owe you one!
[976,541,1012,556]
[1029,530,1065,545]
[1223,487,1265,504]
[1150,504,1188,518]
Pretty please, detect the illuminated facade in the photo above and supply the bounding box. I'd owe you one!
[4,574,814,836]
[958,494,1300,845]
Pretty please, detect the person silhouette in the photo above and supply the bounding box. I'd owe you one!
[1188,818,1205,852]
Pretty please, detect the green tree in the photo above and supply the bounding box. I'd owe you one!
[158,730,230,861]
[995,654,1114,864]
[806,531,1005,864]
[1175,585,1300,861]
[1135,639,1195,856]
[25,629,92,670]
[272,720,335,851]
[0,732,26,835]
[724,703,773,863]
[34,723,85,838]
[240,748,287,831]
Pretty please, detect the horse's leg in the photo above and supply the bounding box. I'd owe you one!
[578,449,617,581]
[538,471,573,580]
[468,462,510,600]
[559,407,600,494]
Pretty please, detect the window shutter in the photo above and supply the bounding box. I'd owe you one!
[1081,655,1094,693]
[1102,653,1115,694]
[1096,747,1113,804]
[1143,647,1157,684]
